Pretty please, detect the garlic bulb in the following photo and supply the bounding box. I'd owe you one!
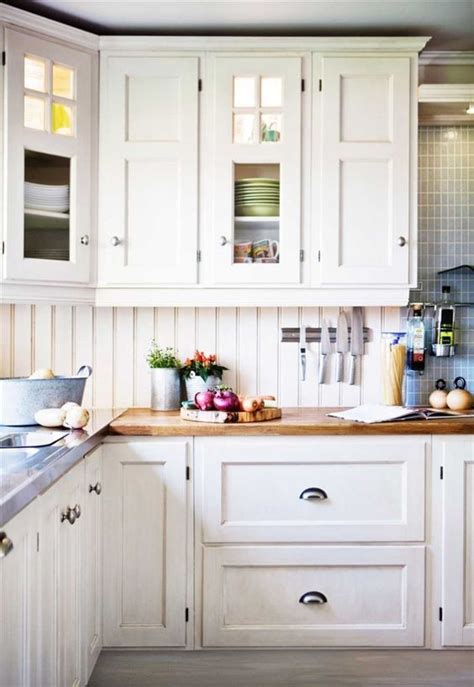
[29,368,55,379]
[35,408,67,427]
[63,406,90,429]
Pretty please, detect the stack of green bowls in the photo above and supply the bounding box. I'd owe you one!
[235,178,280,217]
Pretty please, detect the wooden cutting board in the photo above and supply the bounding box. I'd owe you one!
[180,407,282,424]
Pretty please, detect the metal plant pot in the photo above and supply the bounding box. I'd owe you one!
[184,374,221,401]
[150,368,181,411]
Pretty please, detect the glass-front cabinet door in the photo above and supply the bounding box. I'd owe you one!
[4,29,92,283]
[211,56,302,285]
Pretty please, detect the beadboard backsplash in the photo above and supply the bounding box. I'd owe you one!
[0,305,401,408]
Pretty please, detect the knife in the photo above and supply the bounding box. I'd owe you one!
[299,325,307,382]
[335,311,349,383]
[318,319,331,384]
[349,307,364,385]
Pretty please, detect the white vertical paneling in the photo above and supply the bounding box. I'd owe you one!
[33,305,52,371]
[237,308,258,397]
[94,307,114,407]
[12,304,32,377]
[134,307,154,407]
[319,306,339,406]
[53,305,73,376]
[1,305,396,408]
[300,306,320,406]
[217,308,237,390]
[279,307,299,406]
[0,304,12,377]
[74,305,94,407]
[113,307,134,407]
[258,307,279,399]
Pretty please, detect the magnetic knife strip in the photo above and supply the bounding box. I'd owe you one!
[281,327,371,343]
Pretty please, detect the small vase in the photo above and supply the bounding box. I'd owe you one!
[185,373,221,401]
[150,368,180,411]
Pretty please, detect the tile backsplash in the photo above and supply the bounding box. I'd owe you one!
[406,126,474,405]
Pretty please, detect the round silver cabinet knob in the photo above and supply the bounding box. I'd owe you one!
[398,236,407,247]
[61,507,76,525]
[0,532,13,558]
[80,234,89,246]
[111,236,121,247]
[73,504,81,519]
[89,482,102,495]
[220,236,228,247]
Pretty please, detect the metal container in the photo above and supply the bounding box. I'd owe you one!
[0,366,92,426]
[184,374,221,401]
[150,368,181,411]
[432,343,456,357]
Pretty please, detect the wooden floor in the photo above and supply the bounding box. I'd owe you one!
[89,649,474,687]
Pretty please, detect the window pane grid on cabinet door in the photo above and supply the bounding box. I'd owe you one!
[213,56,301,285]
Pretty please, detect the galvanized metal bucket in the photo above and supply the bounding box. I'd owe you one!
[0,365,93,426]
[150,368,181,411]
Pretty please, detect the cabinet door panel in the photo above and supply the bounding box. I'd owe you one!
[4,29,92,284]
[436,437,474,646]
[318,56,411,286]
[102,440,188,646]
[0,501,38,687]
[99,56,199,285]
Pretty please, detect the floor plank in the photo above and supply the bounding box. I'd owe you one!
[89,649,474,687]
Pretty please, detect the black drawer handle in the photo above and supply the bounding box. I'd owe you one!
[299,591,328,605]
[299,487,328,501]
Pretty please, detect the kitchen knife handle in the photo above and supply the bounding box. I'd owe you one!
[335,351,344,383]
[348,354,357,386]
[300,349,307,382]
[319,353,327,384]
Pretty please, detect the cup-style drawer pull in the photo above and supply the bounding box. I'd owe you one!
[0,531,14,558]
[299,487,328,501]
[299,591,328,605]
[61,507,76,525]
[89,482,102,495]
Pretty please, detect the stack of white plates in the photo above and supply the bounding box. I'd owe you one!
[25,181,70,213]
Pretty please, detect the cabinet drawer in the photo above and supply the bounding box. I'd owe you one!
[202,545,425,647]
[197,437,426,542]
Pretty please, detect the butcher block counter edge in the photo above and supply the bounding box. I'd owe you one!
[109,407,474,436]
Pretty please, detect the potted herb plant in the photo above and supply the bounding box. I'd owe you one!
[146,341,181,411]
[181,351,228,400]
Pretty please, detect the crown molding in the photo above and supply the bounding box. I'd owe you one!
[0,3,99,51]
[419,51,474,66]
[419,83,474,102]
[99,35,430,53]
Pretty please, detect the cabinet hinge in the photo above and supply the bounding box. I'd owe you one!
[319,79,322,92]
[185,607,189,622]
[317,250,321,263]
[186,466,190,480]
[196,249,202,263]
[2,51,5,67]
[36,532,40,552]
[440,466,444,480]
[301,79,305,92]
[439,607,443,622]
[300,249,304,262]
[198,78,202,92]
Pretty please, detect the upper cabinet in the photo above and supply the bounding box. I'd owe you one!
[98,55,199,286]
[209,55,302,285]
[3,28,93,284]
[316,56,413,287]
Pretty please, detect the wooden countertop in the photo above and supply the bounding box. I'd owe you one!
[109,407,474,436]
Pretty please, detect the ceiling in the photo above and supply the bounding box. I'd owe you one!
[6,0,474,50]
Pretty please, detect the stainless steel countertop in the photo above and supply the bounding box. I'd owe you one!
[0,409,125,527]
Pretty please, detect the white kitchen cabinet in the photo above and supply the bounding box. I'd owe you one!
[208,55,303,286]
[197,436,427,543]
[38,462,85,687]
[0,500,39,687]
[98,55,199,286]
[102,439,188,646]
[436,436,474,647]
[83,446,103,682]
[316,55,414,287]
[202,545,425,647]
[3,28,93,285]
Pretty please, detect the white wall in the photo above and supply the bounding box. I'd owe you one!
[0,305,401,408]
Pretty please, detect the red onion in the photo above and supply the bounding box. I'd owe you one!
[213,389,240,412]
[195,390,215,410]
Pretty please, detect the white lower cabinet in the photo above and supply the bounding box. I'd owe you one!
[436,436,474,647]
[39,461,85,687]
[83,446,103,681]
[102,439,189,647]
[0,500,38,687]
[202,545,425,647]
